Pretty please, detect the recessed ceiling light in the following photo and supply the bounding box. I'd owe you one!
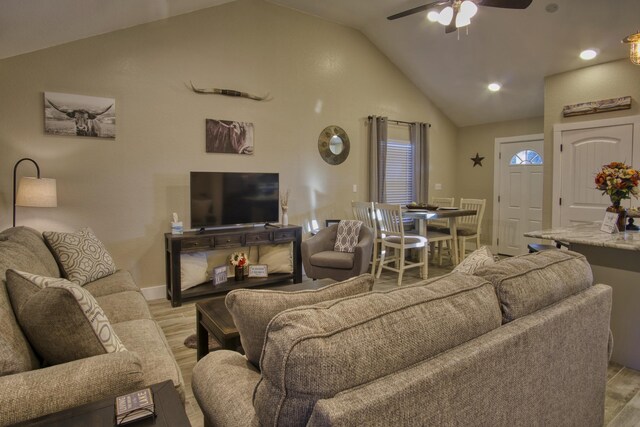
[580,49,598,60]
[488,83,501,92]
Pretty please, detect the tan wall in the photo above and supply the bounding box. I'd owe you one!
[456,117,544,245]
[543,59,640,226]
[0,0,457,289]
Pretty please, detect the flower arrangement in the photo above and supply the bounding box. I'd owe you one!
[280,189,290,226]
[595,162,640,206]
[229,252,248,267]
[280,189,290,210]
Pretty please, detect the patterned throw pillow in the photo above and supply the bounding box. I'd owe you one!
[453,246,495,274]
[5,270,126,365]
[333,220,363,253]
[43,228,117,286]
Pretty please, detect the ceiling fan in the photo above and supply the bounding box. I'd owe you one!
[387,0,533,34]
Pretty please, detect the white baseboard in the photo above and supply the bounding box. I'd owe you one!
[141,285,166,301]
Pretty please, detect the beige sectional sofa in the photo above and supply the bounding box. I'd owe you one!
[193,250,612,426]
[0,226,183,425]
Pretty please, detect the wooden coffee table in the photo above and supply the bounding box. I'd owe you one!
[196,281,322,360]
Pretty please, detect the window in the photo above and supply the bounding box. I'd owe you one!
[384,139,415,204]
[510,150,543,165]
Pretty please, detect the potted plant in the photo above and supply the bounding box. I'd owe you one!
[230,252,248,281]
[595,162,640,231]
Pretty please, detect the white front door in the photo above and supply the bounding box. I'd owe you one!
[495,137,544,256]
[558,124,633,226]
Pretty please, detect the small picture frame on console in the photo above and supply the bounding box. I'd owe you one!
[213,265,228,286]
[600,212,620,234]
[248,264,268,278]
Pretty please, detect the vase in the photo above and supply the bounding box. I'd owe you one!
[282,207,289,226]
[606,202,627,232]
[234,265,244,281]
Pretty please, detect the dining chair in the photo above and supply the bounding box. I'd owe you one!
[426,230,454,266]
[427,197,455,264]
[457,198,486,261]
[374,203,428,286]
[428,197,455,231]
[351,201,379,275]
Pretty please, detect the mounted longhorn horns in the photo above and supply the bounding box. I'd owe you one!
[46,99,113,119]
[188,81,272,101]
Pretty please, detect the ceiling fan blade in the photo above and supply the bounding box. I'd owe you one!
[479,0,532,9]
[387,1,449,20]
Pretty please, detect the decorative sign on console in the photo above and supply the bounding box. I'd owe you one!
[248,264,268,278]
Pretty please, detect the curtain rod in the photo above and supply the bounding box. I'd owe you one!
[367,116,431,128]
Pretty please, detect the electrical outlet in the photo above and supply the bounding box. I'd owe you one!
[434,183,442,190]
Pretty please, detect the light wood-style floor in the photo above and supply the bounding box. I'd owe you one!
[149,264,640,427]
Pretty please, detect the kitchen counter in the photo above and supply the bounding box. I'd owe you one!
[525,222,640,370]
[524,222,640,251]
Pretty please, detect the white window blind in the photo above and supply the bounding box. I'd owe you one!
[384,140,415,204]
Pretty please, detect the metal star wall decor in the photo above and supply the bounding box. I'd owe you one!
[471,153,484,167]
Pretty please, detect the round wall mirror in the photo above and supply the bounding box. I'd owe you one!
[318,125,350,165]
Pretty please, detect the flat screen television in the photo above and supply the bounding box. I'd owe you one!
[190,172,279,229]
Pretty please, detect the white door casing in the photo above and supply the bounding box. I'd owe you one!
[553,116,640,228]
[492,134,544,256]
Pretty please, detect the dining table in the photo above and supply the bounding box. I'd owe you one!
[403,208,477,266]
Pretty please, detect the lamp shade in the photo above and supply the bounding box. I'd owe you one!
[16,177,57,207]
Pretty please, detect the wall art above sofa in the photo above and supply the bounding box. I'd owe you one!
[44,91,116,139]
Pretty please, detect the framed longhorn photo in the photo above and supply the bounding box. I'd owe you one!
[44,92,116,139]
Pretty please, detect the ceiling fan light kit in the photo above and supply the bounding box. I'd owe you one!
[437,6,454,25]
[622,32,640,65]
[388,0,532,34]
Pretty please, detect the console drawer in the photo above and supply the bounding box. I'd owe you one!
[182,237,214,250]
[274,229,296,242]
[246,231,272,244]
[214,234,243,247]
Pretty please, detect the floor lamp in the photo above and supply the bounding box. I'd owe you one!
[13,158,57,227]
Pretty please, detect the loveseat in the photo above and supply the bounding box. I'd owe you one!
[0,226,184,425]
[192,249,612,426]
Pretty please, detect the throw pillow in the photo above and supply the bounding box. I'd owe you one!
[473,250,593,323]
[43,227,117,286]
[225,274,375,367]
[181,252,208,290]
[453,246,495,274]
[333,220,363,253]
[5,270,126,365]
[258,244,293,274]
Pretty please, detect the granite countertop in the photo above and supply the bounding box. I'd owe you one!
[525,222,640,251]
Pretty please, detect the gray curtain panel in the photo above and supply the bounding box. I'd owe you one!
[410,122,429,204]
[368,116,388,202]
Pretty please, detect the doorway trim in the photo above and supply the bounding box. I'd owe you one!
[552,115,640,228]
[492,133,544,253]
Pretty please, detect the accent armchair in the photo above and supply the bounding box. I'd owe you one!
[302,223,374,281]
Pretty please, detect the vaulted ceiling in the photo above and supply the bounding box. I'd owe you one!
[2,0,639,126]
